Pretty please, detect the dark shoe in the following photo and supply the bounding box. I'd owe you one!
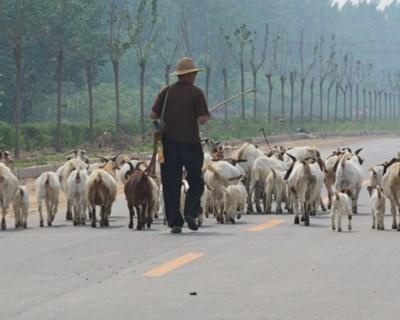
[185,215,199,231]
[170,226,182,234]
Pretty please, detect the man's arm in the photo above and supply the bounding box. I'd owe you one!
[149,111,160,119]
[197,113,210,125]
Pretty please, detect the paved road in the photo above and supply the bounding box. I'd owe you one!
[1,137,400,320]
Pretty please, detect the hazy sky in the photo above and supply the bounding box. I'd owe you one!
[333,0,399,10]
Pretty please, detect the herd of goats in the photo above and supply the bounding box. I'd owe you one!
[0,137,399,232]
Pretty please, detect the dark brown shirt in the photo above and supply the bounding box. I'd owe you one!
[151,80,209,143]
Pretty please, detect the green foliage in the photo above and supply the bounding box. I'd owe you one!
[0,121,14,150]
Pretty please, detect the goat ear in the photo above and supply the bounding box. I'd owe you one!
[367,185,373,196]
[355,148,363,155]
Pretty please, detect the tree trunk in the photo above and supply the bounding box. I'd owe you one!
[355,84,359,119]
[362,88,366,122]
[240,60,245,119]
[309,78,315,122]
[280,76,286,120]
[205,66,211,137]
[289,74,295,125]
[319,79,324,124]
[253,72,257,121]
[300,78,305,123]
[140,62,146,142]
[334,83,339,124]
[86,64,94,144]
[266,74,273,124]
[56,48,64,152]
[326,81,333,124]
[384,92,387,119]
[112,59,120,141]
[14,43,22,158]
[349,84,353,121]
[368,90,372,121]
[165,64,171,85]
[342,87,347,122]
[222,68,228,123]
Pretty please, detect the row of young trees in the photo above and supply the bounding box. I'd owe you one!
[1,0,400,157]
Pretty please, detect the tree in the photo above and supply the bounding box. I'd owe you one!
[33,0,94,151]
[249,24,268,121]
[264,33,279,124]
[107,0,130,141]
[74,1,107,144]
[221,24,252,119]
[317,34,335,123]
[152,15,181,86]
[298,31,317,123]
[277,31,291,121]
[128,0,159,142]
[1,0,27,158]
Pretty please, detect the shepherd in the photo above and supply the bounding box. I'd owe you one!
[149,57,210,234]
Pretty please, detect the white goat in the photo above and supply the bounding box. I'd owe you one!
[249,155,288,213]
[324,150,343,209]
[203,160,244,223]
[222,175,248,223]
[232,142,264,212]
[67,169,89,226]
[35,171,61,227]
[334,151,364,214]
[286,158,324,226]
[13,185,29,229]
[0,163,19,230]
[264,168,287,214]
[381,162,400,230]
[330,190,353,232]
[57,158,88,220]
[367,185,385,230]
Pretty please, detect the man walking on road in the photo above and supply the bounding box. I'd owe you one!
[149,57,210,233]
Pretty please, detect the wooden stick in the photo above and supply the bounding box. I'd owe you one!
[209,89,256,113]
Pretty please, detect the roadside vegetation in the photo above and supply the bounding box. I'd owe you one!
[2,117,399,168]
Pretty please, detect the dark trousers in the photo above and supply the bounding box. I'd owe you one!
[160,137,204,228]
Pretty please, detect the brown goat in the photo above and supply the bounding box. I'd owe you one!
[86,169,117,228]
[124,163,156,230]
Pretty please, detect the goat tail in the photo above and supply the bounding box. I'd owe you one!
[304,164,313,181]
[44,172,51,189]
[19,186,25,197]
[340,156,346,169]
[235,142,250,160]
[93,171,103,185]
[270,168,277,180]
[334,191,340,201]
[377,186,383,199]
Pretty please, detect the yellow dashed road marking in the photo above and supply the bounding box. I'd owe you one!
[143,253,205,277]
[248,219,285,232]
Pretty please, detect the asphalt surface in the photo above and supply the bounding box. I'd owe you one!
[1,137,400,320]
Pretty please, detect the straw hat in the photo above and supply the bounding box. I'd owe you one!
[169,57,204,76]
